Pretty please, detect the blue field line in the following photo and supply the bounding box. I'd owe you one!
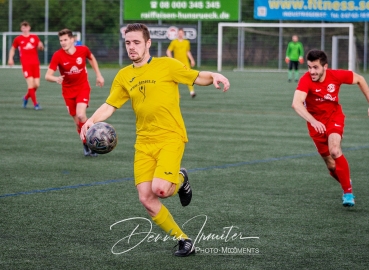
[1,145,369,199]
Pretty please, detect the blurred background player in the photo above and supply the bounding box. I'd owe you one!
[291,49,369,207]
[285,35,304,82]
[8,21,44,110]
[45,28,104,157]
[166,28,197,98]
[74,34,82,46]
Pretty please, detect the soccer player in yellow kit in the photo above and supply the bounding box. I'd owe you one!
[166,28,197,98]
[80,23,230,257]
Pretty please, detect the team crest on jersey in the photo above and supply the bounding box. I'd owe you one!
[327,84,335,93]
[76,57,82,65]
[139,85,146,101]
[30,37,35,43]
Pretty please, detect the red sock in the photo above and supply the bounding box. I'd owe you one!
[77,121,86,143]
[28,88,38,105]
[329,170,340,183]
[334,155,352,193]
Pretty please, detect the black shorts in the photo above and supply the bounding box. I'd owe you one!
[288,61,299,70]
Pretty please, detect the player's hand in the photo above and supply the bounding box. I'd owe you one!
[299,58,304,64]
[96,75,105,88]
[80,119,94,141]
[285,58,290,64]
[8,59,14,66]
[190,59,195,67]
[38,42,44,51]
[56,75,64,84]
[211,73,230,92]
[310,120,326,134]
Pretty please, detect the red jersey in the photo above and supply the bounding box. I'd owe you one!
[49,46,92,89]
[297,69,353,122]
[12,34,40,65]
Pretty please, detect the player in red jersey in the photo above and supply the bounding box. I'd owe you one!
[45,28,104,157]
[8,21,44,110]
[292,49,369,207]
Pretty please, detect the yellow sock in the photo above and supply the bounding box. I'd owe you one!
[152,204,188,239]
[172,172,184,196]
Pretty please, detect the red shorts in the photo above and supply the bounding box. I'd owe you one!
[308,112,345,157]
[22,63,40,79]
[62,81,91,116]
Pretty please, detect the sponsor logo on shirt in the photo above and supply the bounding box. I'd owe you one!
[65,66,84,75]
[23,42,35,50]
[324,94,336,101]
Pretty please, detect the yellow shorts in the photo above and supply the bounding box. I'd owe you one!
[134,139,185,186]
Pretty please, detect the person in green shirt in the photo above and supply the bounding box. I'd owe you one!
[285,35,304,82]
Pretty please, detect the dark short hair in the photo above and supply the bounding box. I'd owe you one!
[125,23,150,42]
[306,49,328,66]
[20,21,30,27]
[58,29,73,38]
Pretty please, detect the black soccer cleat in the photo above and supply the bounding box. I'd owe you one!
[178,168,192,207]
[83,143,91,156]
[89,150,98,157]
[174,239,195,257]
[83,143,98,157]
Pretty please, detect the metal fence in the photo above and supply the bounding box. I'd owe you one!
[1,0,369,70]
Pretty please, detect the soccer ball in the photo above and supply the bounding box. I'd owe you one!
[85,122,118,154]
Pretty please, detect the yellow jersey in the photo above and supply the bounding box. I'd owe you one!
[167,39,191,66]
[106,57,199,143]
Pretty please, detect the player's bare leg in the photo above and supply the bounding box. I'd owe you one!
[75,103,97,157]
[322,155,339,182]
[137,179,195,256]
[24,77,41,109]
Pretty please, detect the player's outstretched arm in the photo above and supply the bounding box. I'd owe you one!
[45,68,64,84]
[38,41,44,51]
[352,72,369,116]
[166,49,173,58]
[292,90,326,133]
[7,47,15,66]
[194,71,230,92]
[80,103,116,141]
[187,51,195,67]
[87,54,104,87]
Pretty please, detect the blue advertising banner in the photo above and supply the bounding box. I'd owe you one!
[254,0,369,21]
